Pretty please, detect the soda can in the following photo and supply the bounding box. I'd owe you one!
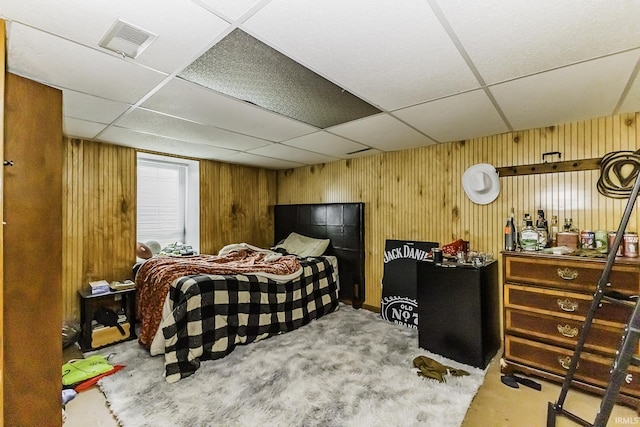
[595,230,607,254]
[624,233,639,258]
[580,230,595,250]
[609,231,624,256]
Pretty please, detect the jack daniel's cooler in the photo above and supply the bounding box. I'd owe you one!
[381,239,438,328]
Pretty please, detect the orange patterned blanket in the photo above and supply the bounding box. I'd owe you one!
[135,248,302,348]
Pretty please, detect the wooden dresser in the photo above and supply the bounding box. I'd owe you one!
[502,252,640,408]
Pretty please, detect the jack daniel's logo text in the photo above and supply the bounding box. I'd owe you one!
[383,244,430,263]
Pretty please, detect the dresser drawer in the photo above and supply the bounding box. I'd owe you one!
[505,309,636,356]
[504,284,632,326]
[504,254,640,295]
[505,335,640,398]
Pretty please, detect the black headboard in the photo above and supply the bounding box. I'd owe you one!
[274,203,365,309]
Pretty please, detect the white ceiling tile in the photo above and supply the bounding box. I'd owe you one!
[7,23,167,104]
[491,50,640,131]
[63,90,131,124]
[248,144,339,165]
[223,152,304,170]
[395,90,510,143]
[142,78,318,141]
[99,126,240,160]
[281,132,371,158]
[1,0,231,74]
[244,0,479,110]
[63,118,109,140]
[115,108,271,151]
[195,0,265,21]
[618,66,640,114]
[438,0,640,84]
[329,114,436,152]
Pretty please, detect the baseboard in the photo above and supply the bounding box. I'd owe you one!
[339,298,380,314]
[362,303,380,313]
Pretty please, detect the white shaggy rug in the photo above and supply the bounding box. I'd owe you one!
[94,304,486,427]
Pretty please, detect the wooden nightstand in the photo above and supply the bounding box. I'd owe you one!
[78,287,137,351]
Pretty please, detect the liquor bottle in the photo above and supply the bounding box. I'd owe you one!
[564,217,573,232]
[536,209,549,249]
[510,207,519,249]
[520,214,538,251]
[550,215,559,247]
[504,217,516,251]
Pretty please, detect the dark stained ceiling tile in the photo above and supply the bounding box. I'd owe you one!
[178,29,382,129]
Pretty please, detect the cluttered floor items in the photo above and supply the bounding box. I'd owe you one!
[61,354,124,420]
[500,372,542,390]
[413,355,470,383]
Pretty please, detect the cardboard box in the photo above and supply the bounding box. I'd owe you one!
[557,232,580,252]
[89,280,110,295]
[91,322,130,348]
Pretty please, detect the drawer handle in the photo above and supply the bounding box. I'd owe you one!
[558,356,577,370]
[557,268,579,280]
[557,298,579,312]
[557,324,579,338]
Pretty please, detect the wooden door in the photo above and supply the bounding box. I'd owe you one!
[0,18,6,423]
[4,72,62,426]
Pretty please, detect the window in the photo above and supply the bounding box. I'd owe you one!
[136,153,199,253]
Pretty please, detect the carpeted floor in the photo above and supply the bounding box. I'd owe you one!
[94,304,486,427]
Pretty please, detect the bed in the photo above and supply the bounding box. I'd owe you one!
[134,202,365,383]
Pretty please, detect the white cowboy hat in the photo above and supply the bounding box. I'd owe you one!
[462,163,500,205]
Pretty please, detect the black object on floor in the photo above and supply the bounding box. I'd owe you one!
[500,374,519,388]
[513,374,542,390]
[501,374,542,391]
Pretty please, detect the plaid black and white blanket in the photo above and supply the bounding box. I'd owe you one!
[159,257,339,383]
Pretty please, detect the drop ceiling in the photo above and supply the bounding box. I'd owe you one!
[3,0,640,170]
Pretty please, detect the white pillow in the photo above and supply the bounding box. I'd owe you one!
[275,232,330,257]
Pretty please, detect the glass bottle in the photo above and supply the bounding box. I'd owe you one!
[564,218,573,232]
[510,207,519,249]
[520,214,538,251]
[536,209,549,249]
[550,215,559,247]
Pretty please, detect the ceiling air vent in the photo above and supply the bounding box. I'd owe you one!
[99,19,157,59]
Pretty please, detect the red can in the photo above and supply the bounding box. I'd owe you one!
[624,233,639,258]
[609,231,624,256]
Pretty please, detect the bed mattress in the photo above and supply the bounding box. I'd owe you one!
[151,256,340,382]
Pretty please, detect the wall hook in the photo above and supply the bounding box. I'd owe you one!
[542,151,562,163]
[3,160,14,166]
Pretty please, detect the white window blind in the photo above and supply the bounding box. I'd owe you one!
[137,158,187,247]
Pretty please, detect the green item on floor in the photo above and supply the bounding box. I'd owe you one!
[62,355,113,386]
[413,355,470,383]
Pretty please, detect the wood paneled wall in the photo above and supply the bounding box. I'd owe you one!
[200,160,276,254]
[277,112,640,309]
[61,112,638,317]
[62,139,136,319]
[62,139,277,320]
